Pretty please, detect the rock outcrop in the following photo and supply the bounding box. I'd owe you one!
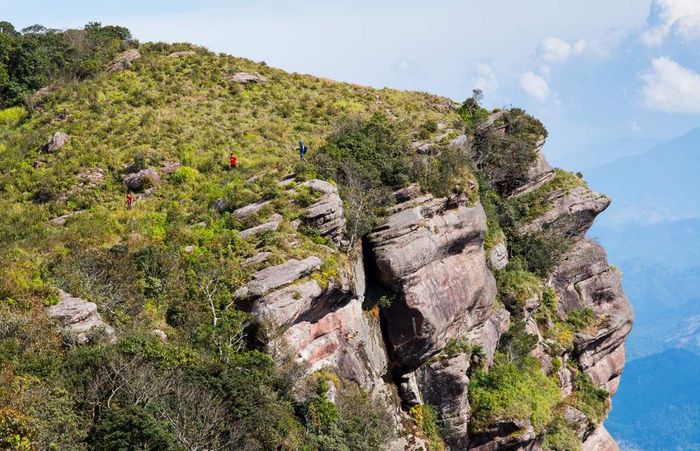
[44,132,69,153]
[519,186,611,237]
[297,180,346,245]
[226,72,266,84]
[368,192,499,370]
[123,168,161,191]
[48,290,116,344]
[235,256,322,301]
[549,238,633,395]
[108,48,141,72]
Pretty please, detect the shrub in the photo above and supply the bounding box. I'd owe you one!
[410,404,445,450]
[471,109,547,196]
[543,415,582,451]
[496,268,541,313]
[469,352,561,434]
[497,320,539,362]
[569,367,610,424]
[171,165,199,185]
[508,232,571,277]
[566,308,594,332]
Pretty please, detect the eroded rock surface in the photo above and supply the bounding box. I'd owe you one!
[550,238,633,395]
[48,290,115,344]
[226,72,266,84]
[108,49,141,72]
[368,193,498,370]
[298,180,346,245]
[236,256,322,301]
[519,186,610,237]
[44,132,69,153]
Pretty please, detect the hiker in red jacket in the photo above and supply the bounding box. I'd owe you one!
[126,193,135,210]
[229,154,239,169]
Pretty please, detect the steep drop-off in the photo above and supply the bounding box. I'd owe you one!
[0,36,631,451]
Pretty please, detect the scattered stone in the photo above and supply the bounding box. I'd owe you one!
[234,256,322,300]
[160,160,182,174]
[167,50,197,58]
[151,329,168,343]
[51,210,84,226]
[77,169,105,187]
[232,199,271,219]
[44,132,69,153]
[487,241,508,271]
[242,252,272,267]
[108,48,141,72]
[123,169,161,191]
[183,245,195,253]
[239,214,283,238]
[48,290,116,344]
[225,72,267,84]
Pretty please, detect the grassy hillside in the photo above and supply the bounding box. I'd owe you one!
[0,23,570,450]
[0,37,473,449]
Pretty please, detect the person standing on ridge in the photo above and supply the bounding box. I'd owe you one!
[229,153,239,169]
[298,140,308,162]
[126,193,135,210]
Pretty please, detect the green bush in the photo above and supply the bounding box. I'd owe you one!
[469,352,561,434]
[543,415,582,451]
[471,109,547,196]
[508,232,571,277]
[569,367,610,424]
[170,165,199,185]
[496,268,541,312]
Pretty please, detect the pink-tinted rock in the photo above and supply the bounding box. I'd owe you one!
[368,194,499,370]
[44,132,69,153]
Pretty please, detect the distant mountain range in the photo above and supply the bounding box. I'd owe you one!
[608,348,700,451]
[586,127,700,448]
[585,128,700,225]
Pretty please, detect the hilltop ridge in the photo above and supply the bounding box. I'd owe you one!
[0,24,631,451]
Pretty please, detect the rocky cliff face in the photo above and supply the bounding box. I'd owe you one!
[239,113,632,450]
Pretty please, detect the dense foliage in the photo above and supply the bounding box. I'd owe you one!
[0,24,470,448]
[0,21,135,108]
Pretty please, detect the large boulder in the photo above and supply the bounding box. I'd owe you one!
[519,186,610,237]
[225,72,266,84]
[44,132,69,153]
[108,49,141,72]
[549,238,633,395]
[298,180,346,245]
[235,256,322,301]
[368,193,498,370]
[123,169,161,191]
[415,354,472,449]
[48,290,116,344]
[583,426,619,451]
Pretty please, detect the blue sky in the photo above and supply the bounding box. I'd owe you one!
[3,0,700,169]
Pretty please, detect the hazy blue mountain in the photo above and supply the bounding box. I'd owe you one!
[559,136,661,170]
[585,128,700,225]
[608,349,700,451]
[591,219,700,358]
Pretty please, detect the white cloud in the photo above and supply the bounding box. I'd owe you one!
[538,37,573,62]
[520,71,550,101]
[641,0,700,46]
[630,120,642,132]
[472,63,499,94]
[641,57,700,113]
[573,39,588,54]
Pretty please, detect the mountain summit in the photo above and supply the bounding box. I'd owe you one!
[0,24,631,450]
